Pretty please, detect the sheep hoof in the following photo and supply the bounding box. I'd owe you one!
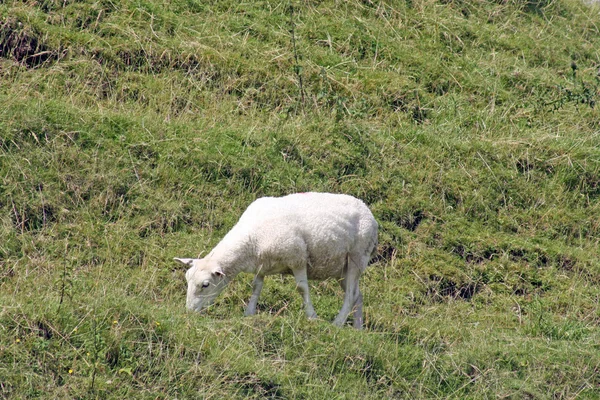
[332,319,345,327]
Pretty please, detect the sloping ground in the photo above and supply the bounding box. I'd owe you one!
[1,0,600,398]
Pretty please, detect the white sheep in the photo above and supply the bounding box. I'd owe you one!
[174,192,378,328]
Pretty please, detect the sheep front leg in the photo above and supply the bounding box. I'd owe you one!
[244,275,264,316]
[292,267,318,320]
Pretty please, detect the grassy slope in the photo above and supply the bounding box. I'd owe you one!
[1,0,600,398]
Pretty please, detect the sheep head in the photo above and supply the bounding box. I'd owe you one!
[174,257,228,312]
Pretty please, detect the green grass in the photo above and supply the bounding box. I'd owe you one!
[2,0,600,398]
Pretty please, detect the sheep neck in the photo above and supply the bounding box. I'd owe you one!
[207,229,257,276]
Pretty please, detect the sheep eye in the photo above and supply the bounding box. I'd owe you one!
[202,281,210,288]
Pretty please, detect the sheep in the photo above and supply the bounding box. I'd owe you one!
[174,192,378,328]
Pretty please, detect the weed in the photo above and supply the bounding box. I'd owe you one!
[543,61,599,111]
[288,3,306,113]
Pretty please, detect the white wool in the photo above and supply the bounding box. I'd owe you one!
[175,192,378,328]
[212,193,376,275]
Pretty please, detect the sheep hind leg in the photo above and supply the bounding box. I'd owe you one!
[338,277,363,329]
[333,258,361,327]
[352,286,363,329]
[244,275,264,316]
[292,267,318,320]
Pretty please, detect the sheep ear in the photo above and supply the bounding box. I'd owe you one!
[174,257,194,266]
[212,267,225,277]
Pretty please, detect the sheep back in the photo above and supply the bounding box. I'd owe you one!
[229,192,378,280]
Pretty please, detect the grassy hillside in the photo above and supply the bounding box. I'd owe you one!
[2,0,600,397]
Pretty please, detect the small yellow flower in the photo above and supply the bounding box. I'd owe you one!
[155,321,160,326]
[87,352,91,357]
[68,369,73,374]
[112,320,118,325]
[15,338,20,343]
